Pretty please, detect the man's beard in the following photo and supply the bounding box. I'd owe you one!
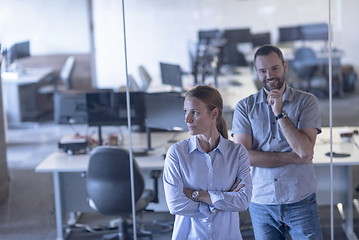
[263,76,285,91]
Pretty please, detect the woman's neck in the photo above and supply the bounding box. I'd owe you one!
[197,130,220,153]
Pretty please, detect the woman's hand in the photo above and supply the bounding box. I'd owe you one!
[229,178,245,192]
[183,188,212,204]
[183,188,194,199]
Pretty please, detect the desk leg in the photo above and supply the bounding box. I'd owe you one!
[53,172,64,240]
[341,166,357,240]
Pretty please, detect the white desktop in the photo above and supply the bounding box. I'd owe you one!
[1,67,53,126]
[36,126,359,240]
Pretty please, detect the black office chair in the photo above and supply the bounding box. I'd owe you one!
[86,146,156,240]
[291,47,318,91]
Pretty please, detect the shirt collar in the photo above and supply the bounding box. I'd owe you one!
[188,135,226,154]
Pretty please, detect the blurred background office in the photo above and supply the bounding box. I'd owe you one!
[1,0,358,91]
[1,0,359,239]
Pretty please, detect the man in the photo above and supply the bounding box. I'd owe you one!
[232,44,322,240]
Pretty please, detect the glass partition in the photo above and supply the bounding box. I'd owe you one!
[120,0,358,239]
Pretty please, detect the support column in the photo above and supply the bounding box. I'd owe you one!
[0,52,9,202]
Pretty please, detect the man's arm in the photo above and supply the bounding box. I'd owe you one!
[233,133,312,168]
[267,89,317,159]
[277,118,317,159]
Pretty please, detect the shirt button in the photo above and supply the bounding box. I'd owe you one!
[273,122,275,124]
[274,178,278,181]
[273,136,276,139]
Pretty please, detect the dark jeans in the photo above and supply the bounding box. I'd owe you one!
[249,193,322,240]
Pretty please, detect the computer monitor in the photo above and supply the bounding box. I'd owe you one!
[86,91,145,127]
[198,29,221,44]
[223,28,252,43]
[160,62,183,89]
[86,91,146,145]
[7,41,30,64]
[278,26,301,42]
[252,32,271,47]
[54,92,88,124]
[221,28,251,67]
[299,23,328,41]
[145,92,187,131]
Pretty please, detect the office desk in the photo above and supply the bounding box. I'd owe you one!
[36,127,359,240]
[35,131,189,240]
[314,127,359,240]
[1,67,53,126]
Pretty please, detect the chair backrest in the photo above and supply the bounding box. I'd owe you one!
[60,56,76,89]
[86,146,145,215]
[128,74,141,91]
[138,65,152,91]
[292,47,318,78]
[294,47,316,62]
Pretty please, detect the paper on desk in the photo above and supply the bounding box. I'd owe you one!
[1,71,20,80]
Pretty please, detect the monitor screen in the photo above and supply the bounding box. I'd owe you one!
[278,26,301,42]
[299,23,328,41]
[252,32,271,47]
[54,92,88,124]
[86,92,145,127]
[160,62,183,89]
[223,28,252,43]
[198,29,221,43]
[7,41,30,64]
[145,92,187,131]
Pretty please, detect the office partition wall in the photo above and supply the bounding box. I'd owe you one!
[2,0,358,239]
[0,52,9,202]
[115,1,359,240]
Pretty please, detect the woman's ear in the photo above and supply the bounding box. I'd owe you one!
[212,107,219,119]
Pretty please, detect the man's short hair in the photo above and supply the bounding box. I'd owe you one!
[254,44,285,64]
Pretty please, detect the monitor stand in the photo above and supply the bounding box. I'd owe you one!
[97,126,103,146]
[146,127,152,151]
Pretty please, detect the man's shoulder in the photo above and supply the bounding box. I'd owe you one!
[239,90,262,104]
[288,86,318,100]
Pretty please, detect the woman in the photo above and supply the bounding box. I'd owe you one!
[163,85,252,240]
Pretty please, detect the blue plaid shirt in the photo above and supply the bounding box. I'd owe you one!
[232,85,321,204]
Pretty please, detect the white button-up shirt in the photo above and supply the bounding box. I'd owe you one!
[163,135,252,240]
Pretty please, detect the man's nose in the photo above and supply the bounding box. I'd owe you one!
[266,70,274,79]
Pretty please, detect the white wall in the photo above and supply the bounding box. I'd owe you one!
[92,0,125,89]
[93,0,359,89]
[0,0,90,55]
[1,0,358,89]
